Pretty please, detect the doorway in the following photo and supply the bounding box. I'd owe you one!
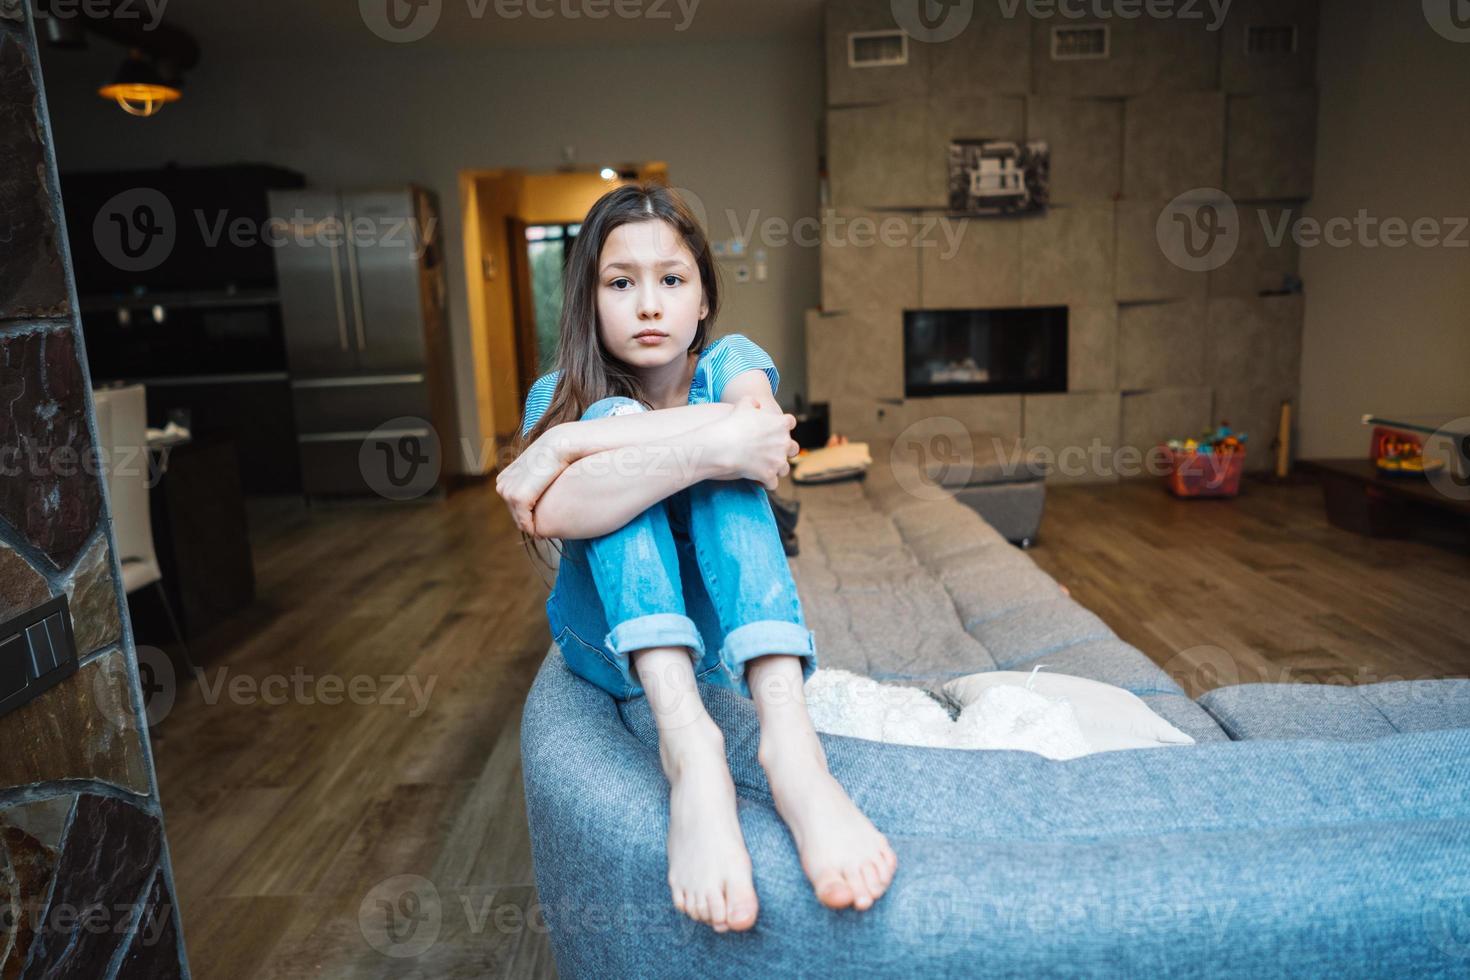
[505,219,581,398]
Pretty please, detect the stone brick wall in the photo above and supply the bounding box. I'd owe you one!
[812,0,1318,479]
[0,3,187,975]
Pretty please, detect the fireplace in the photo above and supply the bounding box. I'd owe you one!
[903,306,1068,397]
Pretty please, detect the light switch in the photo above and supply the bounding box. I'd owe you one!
[44,614,69,669]
[25,620,55,674]
[0,595,79,720]
[0,634,28,701]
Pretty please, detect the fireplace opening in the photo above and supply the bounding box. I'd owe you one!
[903,306,1068,397]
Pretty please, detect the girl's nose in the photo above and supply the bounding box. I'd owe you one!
[638,284,662,319]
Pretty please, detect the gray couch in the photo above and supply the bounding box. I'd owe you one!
[521,451,1470,977]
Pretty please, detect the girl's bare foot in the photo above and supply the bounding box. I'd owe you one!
[747,654,898,910]
[634,646,759,933]
[759,723,897,910]
[660,718,760,932]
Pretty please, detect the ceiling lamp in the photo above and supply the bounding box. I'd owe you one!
[98,49,182,117]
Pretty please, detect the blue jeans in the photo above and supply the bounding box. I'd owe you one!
[545,396,817,701]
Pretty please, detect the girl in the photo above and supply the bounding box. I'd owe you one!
[496,183,897,934]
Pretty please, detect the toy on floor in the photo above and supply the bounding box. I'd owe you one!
[1165,422,1248,457]
[1161,421,1248,498]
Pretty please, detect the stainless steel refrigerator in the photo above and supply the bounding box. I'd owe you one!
[267,186,458,498]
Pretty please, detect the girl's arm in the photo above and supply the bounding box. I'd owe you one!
[545,400,735,460]
[718,369,786,418]
[523,395,797,540]
[497,402,735,534]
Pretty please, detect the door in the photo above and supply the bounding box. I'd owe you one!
[342,188,428,375]
[505,216,539,404]
[268,189,357,378]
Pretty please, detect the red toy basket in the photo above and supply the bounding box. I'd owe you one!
[1162,447,1245,498]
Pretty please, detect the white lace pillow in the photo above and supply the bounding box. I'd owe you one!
[804,669,956,749]
[943,669,1195,753]
[803,668,1092,759]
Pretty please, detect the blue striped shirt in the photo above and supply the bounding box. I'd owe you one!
[519,333,780,438]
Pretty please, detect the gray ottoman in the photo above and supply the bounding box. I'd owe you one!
[866,434,1048,547]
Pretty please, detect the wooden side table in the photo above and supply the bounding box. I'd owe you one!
[1301,458,1470,547]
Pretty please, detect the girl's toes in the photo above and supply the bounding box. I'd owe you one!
[880,843,899,877]
[860,860,886,900]
[727,887,759,931]
[707,890,729,932]
[813,870,854,909]
[844,868,874,910]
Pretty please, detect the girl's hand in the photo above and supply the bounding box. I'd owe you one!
[496,426,574,534]
[714,396,800,490]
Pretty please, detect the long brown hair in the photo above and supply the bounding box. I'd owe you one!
[512,181,721,458]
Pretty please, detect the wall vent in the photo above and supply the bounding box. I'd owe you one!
[848,30,908,68]
[1246,24,1299,56]
[1051,25,1110,61]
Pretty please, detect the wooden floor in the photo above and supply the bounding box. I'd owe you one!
[150,486,558,979]
[1026,477,1470,696]
[150,475,1470,978]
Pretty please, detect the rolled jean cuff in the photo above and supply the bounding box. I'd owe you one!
[719,621,818,699]
[604,613,707,695]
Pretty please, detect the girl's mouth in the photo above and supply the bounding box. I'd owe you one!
[633,330,668,345]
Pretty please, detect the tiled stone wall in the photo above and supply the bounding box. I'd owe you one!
[0,4,188,976]
[813,0,1318,479]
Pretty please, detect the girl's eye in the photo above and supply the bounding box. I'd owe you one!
[609,275,682,288]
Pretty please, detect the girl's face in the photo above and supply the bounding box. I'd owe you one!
[595,219,707,371]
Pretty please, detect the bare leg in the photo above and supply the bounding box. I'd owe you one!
[632,646,760,932]
[748,653,898,910]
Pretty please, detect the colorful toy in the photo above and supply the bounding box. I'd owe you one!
[1165,423,1248,455]
[1159,421,1249,497]
[1371,426,1445,477]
